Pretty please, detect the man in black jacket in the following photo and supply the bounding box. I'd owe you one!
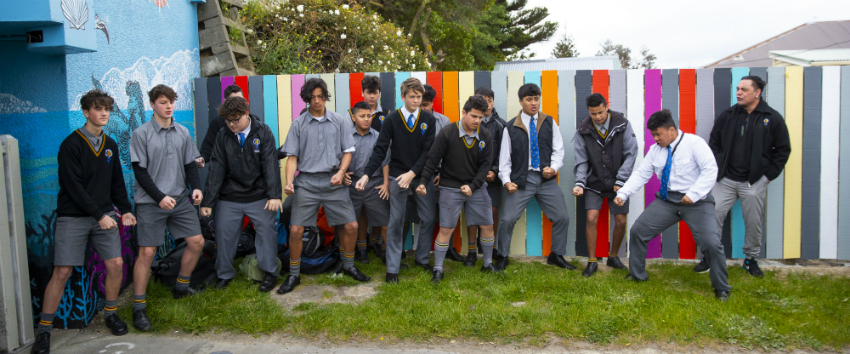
[200,96,282,292]
[572,93,637,277]
[703,76,791,277]
[198,85,262,165]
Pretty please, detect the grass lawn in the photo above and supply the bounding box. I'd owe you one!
[121,254,850,351]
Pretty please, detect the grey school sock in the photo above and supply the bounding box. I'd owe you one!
[175,274,191,291]
[104,300,118,318]
[481,237,495,266]
[290,259,301,278]
[356,240,368,252]
[343,252,355,270]
[434,241,449,271]
[133,294,146,311]
[38,313,55,334]
[468,241,477,255]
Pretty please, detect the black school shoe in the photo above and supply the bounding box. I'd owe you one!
[493,255,509,271]
[259,272,277,292]
[606,256,628,270]
[742,258,764,278]
[30,332,50,354]
[546,253,576,270]
[385,273,399,284]
[446,247,465,262]
[463,252,478,267]
[370,242,386,259]
[343,266,371,282]
[431,269,444,284]
[133,309,152,332]
[624,274,647,282]
[414,261,433,272]
[355,248,370,263]
[215,278,232,289]
[692,257,710,273]
[582,262,598,277]
[276,275,300,294]
[104,313,129,336]
[480,263,500,273]
[172,286,199,299]
[715,289,732,302]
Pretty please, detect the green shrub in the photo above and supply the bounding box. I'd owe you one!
[241,0,430,75]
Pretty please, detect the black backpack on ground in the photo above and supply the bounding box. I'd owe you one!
[236,224,256,258]
[153,239,217,289]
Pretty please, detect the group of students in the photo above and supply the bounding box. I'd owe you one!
[31,73,790,354]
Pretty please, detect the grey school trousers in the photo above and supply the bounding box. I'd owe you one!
[711,176,769,259]
[628,192,730,291]
[214,199,279,280]
[386,177,437,273]
[497,171,570,257]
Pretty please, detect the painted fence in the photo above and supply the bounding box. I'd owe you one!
[194,66,850,260]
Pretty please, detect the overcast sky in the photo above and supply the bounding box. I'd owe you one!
[522,0,850,69]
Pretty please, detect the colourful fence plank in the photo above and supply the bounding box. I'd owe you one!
[559,70,577,257]
[765,67,786,259]
[713,68,733,258]
[334,73,350,117]
[262,75,278,145]
[660,69,679,259]
[411,71,427,85]
[221,76,235,101]
[248,76,264,120]
[523,71,543,257]
[541,70,558,256]
[506,71,525,255]
[784,66,803,259]
[290,74,305,119]
[728,67,749,259]
[801,67,822,260]
[426,72,444,114]
[820,66,840,259]
[319,73,335,112]
[443,72,460,123]
[458,71,475,119]
[625,69,645,259]
[277,75,293,199]
[838,67,850,260]
[235,75,250,103]
[644,69,662,258]
[394,72,411,110]
[678,68,697,259]
[574,70,592,257]
[349,73,365,108]
[380,72,396,113]
[492,71,508,118]
[749,67,768,258]
[611,69,628,255]
[591,69,610,259]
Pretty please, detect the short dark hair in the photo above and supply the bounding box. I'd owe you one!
[352,101,372,115]
[148,84,177,103]
[462,96,489,114]
[423,84,437,103]
[361,75,382,94]
[80,90,114,111]
[224,84,243,98]
[586,93,607,108]
[646,109,677,131]
[741,75,765,95]
[517,83,541,100]
[218,96,250,120]
[474,87,495,99]
[300,78,331,103]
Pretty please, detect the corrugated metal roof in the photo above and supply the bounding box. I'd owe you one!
[704,20,850,68]
[494,56,621,71]
[770,49,850,63]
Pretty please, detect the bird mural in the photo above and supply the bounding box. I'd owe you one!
[61,0,89,30]
[95,14,109,44]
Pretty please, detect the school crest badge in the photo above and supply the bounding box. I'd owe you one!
[253,138,261,153]
[764,118,769,126]
[420,122,428,135]
[105,149,113,163]
[479,141,486,152]
[379,115,385,124]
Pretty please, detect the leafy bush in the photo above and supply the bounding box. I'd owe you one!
[241,0,430,75]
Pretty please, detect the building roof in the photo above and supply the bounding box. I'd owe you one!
[769,49,850,66]
[703,20,850,68]
[494,56,621,71]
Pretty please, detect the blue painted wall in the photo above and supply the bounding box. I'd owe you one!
[0,0,200,328]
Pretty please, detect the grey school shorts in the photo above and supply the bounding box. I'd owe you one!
[291,172,356,227]
[438,184,493,228]
[584,189,630,214]
[349,177,390,226]
[136,195,202,247]
[54,216,122,266]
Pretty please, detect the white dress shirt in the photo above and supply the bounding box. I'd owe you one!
[498,112,565,184]
[400,106,420,127]
[234,120,251,140]
[616,130,718,203]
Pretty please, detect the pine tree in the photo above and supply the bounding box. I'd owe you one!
[551,31,579,58]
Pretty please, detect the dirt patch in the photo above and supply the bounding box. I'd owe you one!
[270,283,378,311]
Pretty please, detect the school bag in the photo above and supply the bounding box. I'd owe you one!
[238,254,283,281]
[153,239,217,289]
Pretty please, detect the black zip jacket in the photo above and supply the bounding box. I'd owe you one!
[202,116,282,207]
[481,110,506,186]
[200,113,262,162]
[709,99,791,185]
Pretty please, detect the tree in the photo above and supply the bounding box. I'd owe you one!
[496,0,558,59]
[638,46,657,69]
[596,39,632,69]
[551,30,579,58]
